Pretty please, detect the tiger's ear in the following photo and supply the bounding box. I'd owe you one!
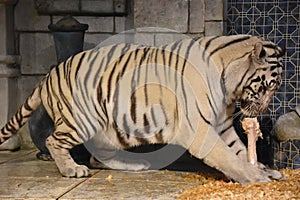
[253,42,266,60]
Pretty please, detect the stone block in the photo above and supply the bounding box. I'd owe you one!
[154,33,191,46]
[84,31,155,49]
[35,0,80,14]
[205,0,224,21]
[0,5,6,55]
[0,4,15,54]
[0,77,18,126]
[81,0,127,15]
[76,16,114,33]
[205,21,223,36]
[81,0,113,13]
[190,0,205,33]
[17,76,42,149]
[132,32,155,46]
[19,33,56,74]
[0,77,22,151]
[134,0,188,33]
[18,76,44,106]
[15,0,51,31]
[83,33,114,50]
[115,17,126,33]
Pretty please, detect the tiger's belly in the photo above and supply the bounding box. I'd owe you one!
[108,84,181,148]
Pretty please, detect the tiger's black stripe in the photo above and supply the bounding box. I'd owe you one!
[55,66,73,116]
[218,124,233,136]
[207,36,251,64]
[180,40,196,131]
[74,52,87,79]
[206,94,217,120]
[195,100,212,125]
[202,36,219,61]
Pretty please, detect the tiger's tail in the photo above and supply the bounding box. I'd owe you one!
[0,83,42,144]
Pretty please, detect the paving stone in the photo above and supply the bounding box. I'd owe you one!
[0,177,84,199]
[60,170,191,200]
[0,151,94,199]
[0,150,34,164]
[0,150,199,199]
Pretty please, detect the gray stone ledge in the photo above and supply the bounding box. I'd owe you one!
[0,55,21,65]
[0,66,20,78]
[0,57,20,78]
[35,0,127,16]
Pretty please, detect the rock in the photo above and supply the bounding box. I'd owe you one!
[274,105,300,142]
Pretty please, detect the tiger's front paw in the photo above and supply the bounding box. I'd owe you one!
[262,168,285,181]
[256,162,285,181]
[237,165,284,186]
[60,164,90,178]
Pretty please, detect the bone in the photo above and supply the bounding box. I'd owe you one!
[241,117,263,167]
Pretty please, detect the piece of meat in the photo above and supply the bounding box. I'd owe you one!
[241,117,263,167]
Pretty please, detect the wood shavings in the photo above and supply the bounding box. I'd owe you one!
[241,117,263,166]
[105,174,113,181]
[177,168,300,200]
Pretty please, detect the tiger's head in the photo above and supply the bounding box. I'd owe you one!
[240,41,285,117]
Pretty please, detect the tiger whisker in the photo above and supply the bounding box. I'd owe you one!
[232,110,243,120]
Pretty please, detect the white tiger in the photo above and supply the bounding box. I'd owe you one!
[0,35,285,185]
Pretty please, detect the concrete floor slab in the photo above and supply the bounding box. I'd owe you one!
[0,150,198,199]
[60,170,190,200]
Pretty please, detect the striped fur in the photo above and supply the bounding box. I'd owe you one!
[0,35,284,184]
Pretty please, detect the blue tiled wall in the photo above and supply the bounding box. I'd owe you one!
[226,0,299,130]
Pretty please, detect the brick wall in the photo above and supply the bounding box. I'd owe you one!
[1,0,225,147]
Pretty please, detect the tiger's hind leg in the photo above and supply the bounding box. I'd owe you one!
[90,153,151,171]
[45,127,90,177]
[87,137,150,171]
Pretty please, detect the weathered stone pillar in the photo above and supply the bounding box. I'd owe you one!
[0,0,21,150]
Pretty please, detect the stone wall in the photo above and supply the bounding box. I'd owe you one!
[0,0,225,148]
[134,0,224,36]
